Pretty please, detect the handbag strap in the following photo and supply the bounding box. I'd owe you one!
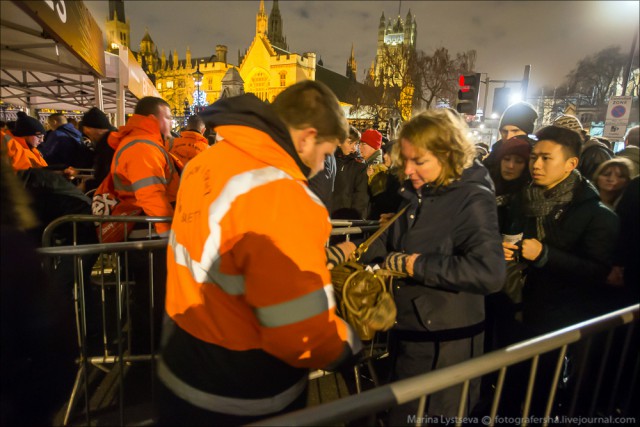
[352,205,409,262]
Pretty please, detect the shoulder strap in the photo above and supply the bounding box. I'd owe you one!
[352,204,409,261]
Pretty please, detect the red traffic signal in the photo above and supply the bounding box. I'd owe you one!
[457,73,481,115]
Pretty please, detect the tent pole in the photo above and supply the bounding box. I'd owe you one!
[94,77,104,111]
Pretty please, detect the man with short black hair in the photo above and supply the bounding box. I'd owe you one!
[553,114,613,180]
[503,125,618,334]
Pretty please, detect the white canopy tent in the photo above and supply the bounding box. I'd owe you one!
[1,0,159,126]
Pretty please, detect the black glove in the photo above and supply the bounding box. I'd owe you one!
[383,252,411,275]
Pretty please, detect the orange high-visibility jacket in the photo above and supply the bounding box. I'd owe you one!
[107,115,180,235]
[1,130,48,171]
[169,130,208,166]
[160,116,360,416]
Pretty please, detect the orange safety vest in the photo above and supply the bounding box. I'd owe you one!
[1,130,48,171]
[160,124,359,416]
[107,115,180,235]
[169,130,209,166]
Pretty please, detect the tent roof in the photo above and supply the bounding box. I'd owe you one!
[1,1,156,115]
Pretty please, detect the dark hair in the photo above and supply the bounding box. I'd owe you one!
[186,115,204,132]
[134,96,170,116]
[626,126,639,148]
[534,125,582,159]
[271,80,348,143]
[348,125,361,142]
[0,120,6,129]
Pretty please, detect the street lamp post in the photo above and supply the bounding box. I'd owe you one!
[183,99,190,127]
[193,63,204,114]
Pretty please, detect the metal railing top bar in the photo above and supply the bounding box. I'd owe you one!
[250,304,639,426]
[330,225,380,236]
[330,219,380,227]
[41,214,173,247]
[37,238,169,256]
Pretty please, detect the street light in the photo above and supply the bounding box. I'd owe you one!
[193,62,204,114]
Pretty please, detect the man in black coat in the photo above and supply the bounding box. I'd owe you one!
[80,107,116,192]
[504,125,618,334]
[331,126,369,219]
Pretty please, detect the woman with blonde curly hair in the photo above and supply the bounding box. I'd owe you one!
[361,109,505,421]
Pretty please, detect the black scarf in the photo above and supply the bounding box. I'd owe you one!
[523,170,581,240]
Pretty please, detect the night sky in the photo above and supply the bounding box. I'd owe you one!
[85,1,639,97]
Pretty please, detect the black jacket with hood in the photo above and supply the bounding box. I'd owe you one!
[362,160,505,340]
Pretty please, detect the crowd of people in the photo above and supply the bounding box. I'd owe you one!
[1,83,638,425]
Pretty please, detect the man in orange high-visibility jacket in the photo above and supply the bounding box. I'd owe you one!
[157,81,362,425]
[107,97,180,237]
[169,115,209,166]
[2,112,48,171]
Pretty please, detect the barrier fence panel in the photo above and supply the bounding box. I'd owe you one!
[251,305,639,427]
[40,215,171,426]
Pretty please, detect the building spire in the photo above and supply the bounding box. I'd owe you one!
[256,0,268,36]
[346,43,357,81]
[268,0,288,50]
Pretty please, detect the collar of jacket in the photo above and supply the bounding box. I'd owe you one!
[198,94,311,178]
[12,135,33,151]
[107,114,164,150]
[399,159,494,200]
[178,130,208,143]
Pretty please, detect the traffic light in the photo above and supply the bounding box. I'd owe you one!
[456,73,481,115]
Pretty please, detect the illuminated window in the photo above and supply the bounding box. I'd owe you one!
[279,71,287,87]
[247,71,269,101]
[166,81,174,89]
[157,82,162,90]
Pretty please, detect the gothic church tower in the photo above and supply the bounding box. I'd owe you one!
[105,0,130,53]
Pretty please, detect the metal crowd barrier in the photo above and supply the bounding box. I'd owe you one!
[253,305,639,427]
[40,215,172,426]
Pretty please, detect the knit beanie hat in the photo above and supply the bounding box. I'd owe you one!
[13,111,46,137]
[553,114,583,132]
[499,102,538,135]
[497,135,533,162]
[360,129,383,150]
[80,107,113,130]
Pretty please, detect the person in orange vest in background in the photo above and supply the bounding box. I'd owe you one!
[2,112,48,171]
[169,115,209,167]
[107,96,179,238]
[156,80,362,425]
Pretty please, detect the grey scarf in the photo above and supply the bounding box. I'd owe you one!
[523,170,581,240]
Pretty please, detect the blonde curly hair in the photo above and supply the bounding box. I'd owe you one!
[390,109,476,187]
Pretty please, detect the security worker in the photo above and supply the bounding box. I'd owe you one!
[168,115,209,166]
[2,112,48,171]
[107,96,179,237]
[157,81,362,425]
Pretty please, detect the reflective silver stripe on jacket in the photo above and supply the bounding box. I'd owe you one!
[112,138,176,191]
[255,284,336,328]
[157,356,307,416]
[170,166,294,295]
